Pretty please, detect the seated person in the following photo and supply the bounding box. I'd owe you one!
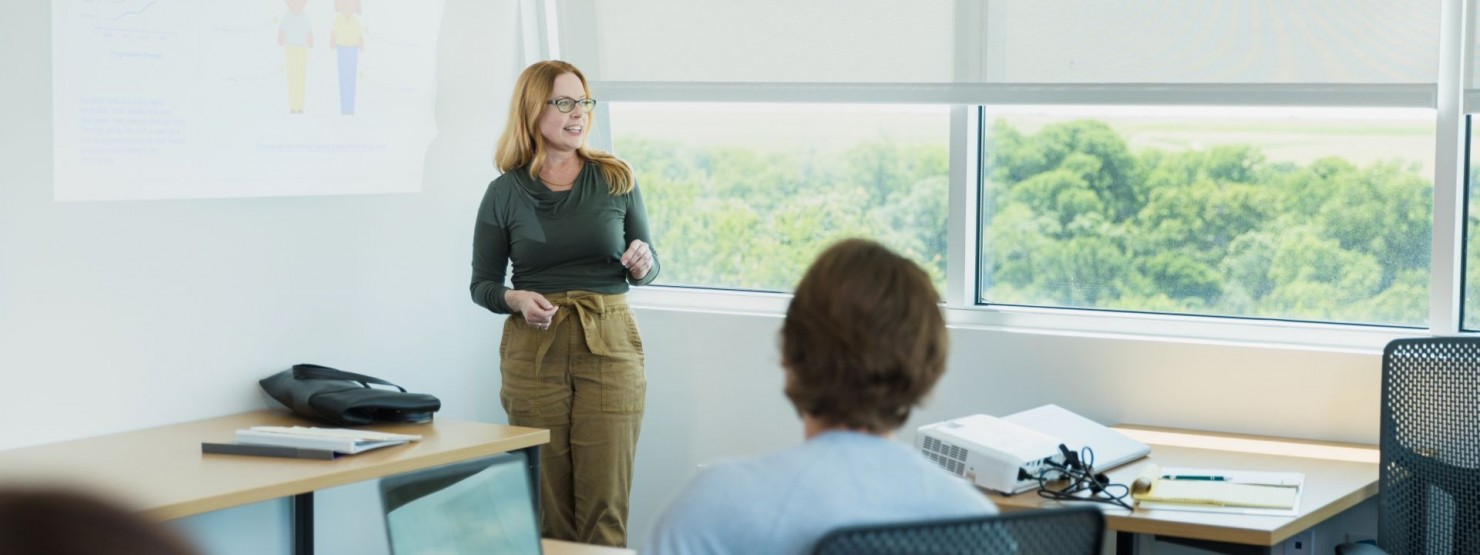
[0,487,200,555]
[646,238,996,555]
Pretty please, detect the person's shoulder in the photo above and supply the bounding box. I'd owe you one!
[882,441,998,513]
[663,454,799,523]
[581,157,640,195]
[807,432,996,509]
[486,170,531,195]
[491,167,527,186]
[666,443,852,509]
[478,171,530,216]
[648,463,753,550]
[650,457,796,550]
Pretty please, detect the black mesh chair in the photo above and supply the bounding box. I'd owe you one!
[811,506,1104,555]
[1338,337,1480,555]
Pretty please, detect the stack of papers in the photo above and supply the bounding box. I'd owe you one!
[1131,464,1303,515]
[238,426,423,454]
[202,426,423,460]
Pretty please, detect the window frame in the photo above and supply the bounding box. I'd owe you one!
[535,0,1472,353]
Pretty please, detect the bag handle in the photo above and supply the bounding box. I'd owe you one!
[292,363,408,392]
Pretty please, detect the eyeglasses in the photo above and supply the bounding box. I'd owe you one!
[546,98,597,114]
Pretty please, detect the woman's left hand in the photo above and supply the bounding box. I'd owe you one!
[620,239,654,280]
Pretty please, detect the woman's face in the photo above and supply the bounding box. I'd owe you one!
[539,72,589,155]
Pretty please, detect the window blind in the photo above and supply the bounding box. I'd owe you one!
[559,0,1438,86]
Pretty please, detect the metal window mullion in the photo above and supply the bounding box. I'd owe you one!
[945,0,986,308]
[1432,0,1468,334]
[947,106,979,308]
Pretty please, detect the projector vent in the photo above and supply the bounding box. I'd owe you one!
[920,436,967,476]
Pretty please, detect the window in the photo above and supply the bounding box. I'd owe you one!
[558,0,1466,346]
[610,102,950,293]
[979,106,1434,327]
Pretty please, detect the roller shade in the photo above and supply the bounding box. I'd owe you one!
[559,0,956,83]
[559,0,1439,87]
[984,1,1437,84]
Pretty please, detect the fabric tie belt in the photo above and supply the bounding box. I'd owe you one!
[530,291,624,376]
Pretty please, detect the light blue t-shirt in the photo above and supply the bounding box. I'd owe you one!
[279,11,312,46]
[646,431,997,555]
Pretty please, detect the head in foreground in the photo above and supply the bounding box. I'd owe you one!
[781,238,948,436]
[0,488,200,555]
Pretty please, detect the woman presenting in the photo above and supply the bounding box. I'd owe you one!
[470,60,659,547]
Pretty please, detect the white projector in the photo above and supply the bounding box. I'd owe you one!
[915,414,1064,494]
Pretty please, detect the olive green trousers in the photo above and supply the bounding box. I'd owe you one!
[500,291,645,547]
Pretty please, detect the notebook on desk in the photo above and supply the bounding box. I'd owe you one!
[1002,404,1151,473]
[379,451,543,555]
[1131,463,1304,516]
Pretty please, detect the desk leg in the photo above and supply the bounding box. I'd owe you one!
[1116,531,1135,555]
[518,445,542,522]
[293,492,313,555]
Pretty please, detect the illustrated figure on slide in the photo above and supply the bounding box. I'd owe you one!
[278,0,314,114]
[330,0,365,115]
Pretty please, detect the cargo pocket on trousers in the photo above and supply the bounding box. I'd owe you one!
[499,315,567,419]
[500,368,570,420]
[598,307,646,413]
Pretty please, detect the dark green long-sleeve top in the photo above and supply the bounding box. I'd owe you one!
[471,162,660,314]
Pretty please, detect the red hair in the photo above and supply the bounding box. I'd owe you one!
[495,60,634,194]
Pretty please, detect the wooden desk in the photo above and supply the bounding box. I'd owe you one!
[986,425,1379,555]
[543,538,637,554]
[0,410,549,555]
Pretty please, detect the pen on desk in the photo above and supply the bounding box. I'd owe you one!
[1162,475,1227,481]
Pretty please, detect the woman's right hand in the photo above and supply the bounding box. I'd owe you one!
[506,290,559,330]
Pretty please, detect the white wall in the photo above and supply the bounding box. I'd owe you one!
[0,0,523,448]
[1,1,523,553]
[2,2,1382,553]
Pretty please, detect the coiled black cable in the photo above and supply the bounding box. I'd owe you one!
[1034,444,1134,511]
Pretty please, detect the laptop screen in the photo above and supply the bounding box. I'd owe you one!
[380,451,542,555]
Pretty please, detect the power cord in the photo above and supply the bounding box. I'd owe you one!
[1034,444,1134,511]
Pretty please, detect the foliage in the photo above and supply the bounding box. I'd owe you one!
[619,138,948,293]
[616,117,1434,326]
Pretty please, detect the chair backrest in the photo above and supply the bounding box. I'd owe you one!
[1380,337,1480,554]
[811,506,1104,555]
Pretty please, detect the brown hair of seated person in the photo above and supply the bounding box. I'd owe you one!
[781,238,948,435]
[0,488,200,555]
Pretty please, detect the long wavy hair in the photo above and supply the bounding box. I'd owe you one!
[494,60,634,195]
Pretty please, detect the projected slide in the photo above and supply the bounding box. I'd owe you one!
[52,0,447,201]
